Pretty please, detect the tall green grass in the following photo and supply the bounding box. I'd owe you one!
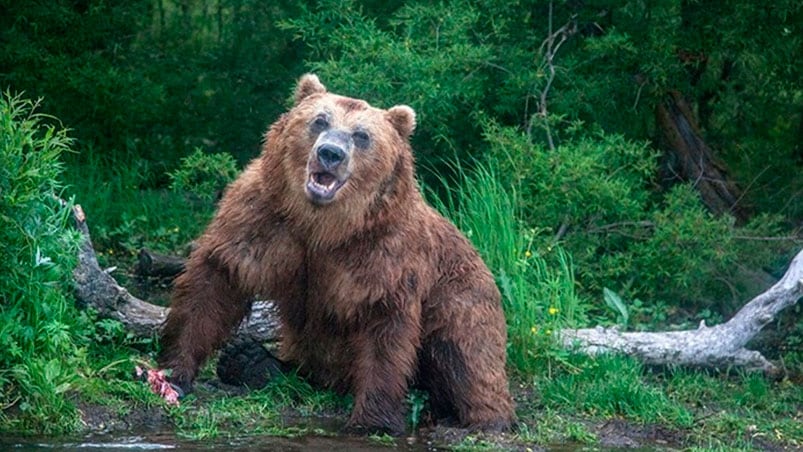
[62,150,211,257]
[0,93,90,433]
[426,158,583,375]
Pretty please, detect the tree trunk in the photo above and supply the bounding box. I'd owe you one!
[135,248,186,278]
[656,90,749,223]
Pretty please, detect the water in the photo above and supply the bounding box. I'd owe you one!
[0,432,428,451]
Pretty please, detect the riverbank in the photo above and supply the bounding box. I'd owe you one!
[9,355,797,451]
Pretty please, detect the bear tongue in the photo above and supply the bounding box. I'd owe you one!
[315,172,336,187]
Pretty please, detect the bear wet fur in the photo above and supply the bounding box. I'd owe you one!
[158,74,515,434]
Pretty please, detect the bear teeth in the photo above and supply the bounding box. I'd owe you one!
[312,173,337,190]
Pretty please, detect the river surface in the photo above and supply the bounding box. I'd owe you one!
[0,432,670,451]
[1,432,426,451]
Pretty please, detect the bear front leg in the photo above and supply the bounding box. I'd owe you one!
[421,284,515,432]
[158,251,250,392]
[345,310,420,436]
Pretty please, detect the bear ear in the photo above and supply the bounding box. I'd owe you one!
[386,105,416,139]
[294,74,327,105]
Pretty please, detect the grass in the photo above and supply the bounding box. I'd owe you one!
[511,353,803,450]
[138,366,348,440]
[63,150,216,248]
[536,354,694,426]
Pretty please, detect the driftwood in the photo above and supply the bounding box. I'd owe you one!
[72,205,802,374]
[560,248,803,374]
[71,205,280,343]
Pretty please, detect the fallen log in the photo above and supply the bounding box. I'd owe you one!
[135,248,186,278]
[72,205,802,374]
[71,205,280,343]
[560,248,803,374]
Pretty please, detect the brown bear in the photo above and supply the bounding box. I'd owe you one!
[158,74,515,434]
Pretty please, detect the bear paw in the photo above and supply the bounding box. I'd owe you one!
[216,337,285,389]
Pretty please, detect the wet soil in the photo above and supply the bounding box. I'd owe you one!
[47,382,693,452]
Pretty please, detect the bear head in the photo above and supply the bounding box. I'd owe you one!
[263,74,418,243]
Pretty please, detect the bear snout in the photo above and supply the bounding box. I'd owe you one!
[305,140,351,205]
[317,143,347,170]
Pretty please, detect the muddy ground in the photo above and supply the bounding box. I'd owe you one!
[70,380,691,451]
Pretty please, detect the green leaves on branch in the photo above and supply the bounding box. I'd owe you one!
[169,148,239,202]
[0,92,90,433]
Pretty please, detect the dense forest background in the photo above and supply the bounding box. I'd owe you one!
[1,0,802,438]
[4,0,800,308]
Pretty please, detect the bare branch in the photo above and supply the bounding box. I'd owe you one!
[530,2,576,149]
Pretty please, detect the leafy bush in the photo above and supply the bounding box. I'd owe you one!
[483,123,786,319]
[0,93,89,433]
[169,148,239,202]
[280,0,512,169]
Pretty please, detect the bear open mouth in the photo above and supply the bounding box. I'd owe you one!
[306,171,346,204]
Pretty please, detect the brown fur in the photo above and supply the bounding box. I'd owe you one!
[158,74,515,434]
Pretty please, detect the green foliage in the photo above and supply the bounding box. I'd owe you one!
[602,288,630,329]
[427,158,586,375]
[539,354,693,426]
[0,92,89,433]
[518,357,803,449]
[0,1,801,447]
[0,0,305,174]
[483,122,790,318]
[406,389,428,430]
[280,0,512,167]
[63,152,214,260]
[169,148,239,202]
[4,0,799,319]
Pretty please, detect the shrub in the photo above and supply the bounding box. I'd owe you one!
[0,92,89,433]
[169,148,239,202]
[483,122,787,319]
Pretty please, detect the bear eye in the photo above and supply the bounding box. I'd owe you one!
[352,130,370,148]
[311,114,329,133]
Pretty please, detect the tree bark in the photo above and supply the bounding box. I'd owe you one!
[656,90,749,223]
[72,205,802,374]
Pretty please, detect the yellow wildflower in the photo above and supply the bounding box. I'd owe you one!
[548,306,559,315]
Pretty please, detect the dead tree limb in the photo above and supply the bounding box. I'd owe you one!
[71,205,279,343]
[560,248,803,374]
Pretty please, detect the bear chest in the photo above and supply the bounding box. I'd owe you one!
[302,246,423,326]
